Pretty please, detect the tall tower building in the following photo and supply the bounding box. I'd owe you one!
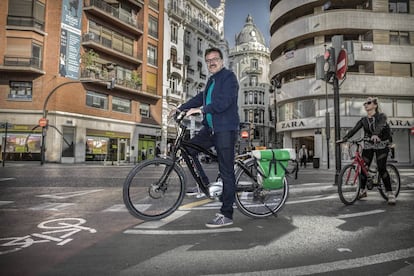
[269,0,414,166]
[0,0,164,164]
[228,15,272,152]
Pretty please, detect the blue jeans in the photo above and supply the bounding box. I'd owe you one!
[187,127,237,219]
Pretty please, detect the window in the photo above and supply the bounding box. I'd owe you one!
[148,15,158,38]
[170,47,177,64]
[197,38,203,56]
[8,0,45,30]
[147,72,157,94]
[347,98,365,116]
[184,31,191,48]
[390,31,410,45]
[251,59,258,69]
[140,103,150,117]
[86,91,108,109]
[9,81,32,100]
[389,0,409,13]
[112,97,131,113]
[171,23,178,43]
[147,44,157,66]
[379,98,394,117]
[396,100,413,117]
[391,63,411,76]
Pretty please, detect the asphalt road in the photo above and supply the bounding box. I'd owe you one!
[0,162,413,276]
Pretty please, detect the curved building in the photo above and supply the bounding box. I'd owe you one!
[270,0,414,166]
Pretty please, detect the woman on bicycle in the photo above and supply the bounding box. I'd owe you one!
[337,97,395,205]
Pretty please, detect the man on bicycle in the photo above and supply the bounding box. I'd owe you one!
[337,97,395,205]
[173,47,240,228]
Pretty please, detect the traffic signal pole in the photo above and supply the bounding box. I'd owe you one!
[333,76,341,185]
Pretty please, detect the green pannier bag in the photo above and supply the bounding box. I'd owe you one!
[252,149,292,190]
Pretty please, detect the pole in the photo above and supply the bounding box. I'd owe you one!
[2,122,8,167]
[333,76,341,185]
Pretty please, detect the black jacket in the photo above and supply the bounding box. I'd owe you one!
[343,112,392,141]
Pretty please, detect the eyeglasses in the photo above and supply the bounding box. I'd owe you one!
[205,57,221,64]
[364,101,373,106]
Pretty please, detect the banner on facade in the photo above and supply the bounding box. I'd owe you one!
[60,0,82,79]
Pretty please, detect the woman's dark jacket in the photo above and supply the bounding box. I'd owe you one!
[343,112,392,141]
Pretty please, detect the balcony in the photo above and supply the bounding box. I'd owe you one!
[0,56,44,74]
[7,16,45,31]
[168,3,186,21]
[80,69,159,100]
[245,67,263,75]
[167,60,183,79]
[82,33,142,65]
[166,88,182,103]
[84,0,143,36]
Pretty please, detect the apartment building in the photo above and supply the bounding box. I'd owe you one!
[162,0,225,152]
[0,0,164,164]
[269,0,414,166]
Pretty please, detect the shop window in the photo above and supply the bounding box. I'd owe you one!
[86,91,108,110]
[396,100,413,117]
[112,97,131,113]
[9,81,32,100]
[140,103,150,118]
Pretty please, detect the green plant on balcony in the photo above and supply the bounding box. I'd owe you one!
[81,49,99,74]
[131,70,142,89]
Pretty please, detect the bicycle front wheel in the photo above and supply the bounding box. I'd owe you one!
[123,158,186,221]
[378,163,401,200]
[338,164,360,205]
[234,159,289,218]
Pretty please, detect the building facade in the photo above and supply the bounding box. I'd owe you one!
[162,0,225,153]
[228,15,273,153]
[269,0,414,166]
[0,0,164,164]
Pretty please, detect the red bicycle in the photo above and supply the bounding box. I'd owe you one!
[337,138,401,205]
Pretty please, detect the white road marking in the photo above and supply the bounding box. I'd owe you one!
[133,210,190,229]
[102,204,128,212]
[336,209,385,219]
[337,248,352,252]
[124,227,242,235]
[202,247,414,276]
[37,189,103,199]
[287,194,338,204]
[0,201,13,206]
[30,203,75,211]
[0,178,15,182]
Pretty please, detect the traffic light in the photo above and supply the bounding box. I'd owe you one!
[324,47,336,73]
[315,55,326,80]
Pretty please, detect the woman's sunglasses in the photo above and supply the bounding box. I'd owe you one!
[364,101,373,106]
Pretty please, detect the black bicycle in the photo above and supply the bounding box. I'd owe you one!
[123,110,298,220]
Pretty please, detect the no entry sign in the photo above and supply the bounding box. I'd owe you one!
[336,49,348,80]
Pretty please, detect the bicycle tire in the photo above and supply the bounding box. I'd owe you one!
[123,158,186,221]
[338,164,360,205]
[234,159,289,218]
[378,163,401,200]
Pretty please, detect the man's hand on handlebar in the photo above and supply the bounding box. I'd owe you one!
[185,108,202,116]
[336,139,346,144]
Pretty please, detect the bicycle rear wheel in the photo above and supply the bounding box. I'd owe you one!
[123,158,186,221]
[338,164,360,205]
[378,163,401,200]
[234,159,289,218]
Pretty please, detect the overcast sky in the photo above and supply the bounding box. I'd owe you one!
[207,0,270,47]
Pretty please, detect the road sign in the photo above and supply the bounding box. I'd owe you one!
[39,118,48,127]
[336,49,348,80]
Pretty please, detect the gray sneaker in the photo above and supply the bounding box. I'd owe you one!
[387,192,396,205]
[205,213,233,228]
